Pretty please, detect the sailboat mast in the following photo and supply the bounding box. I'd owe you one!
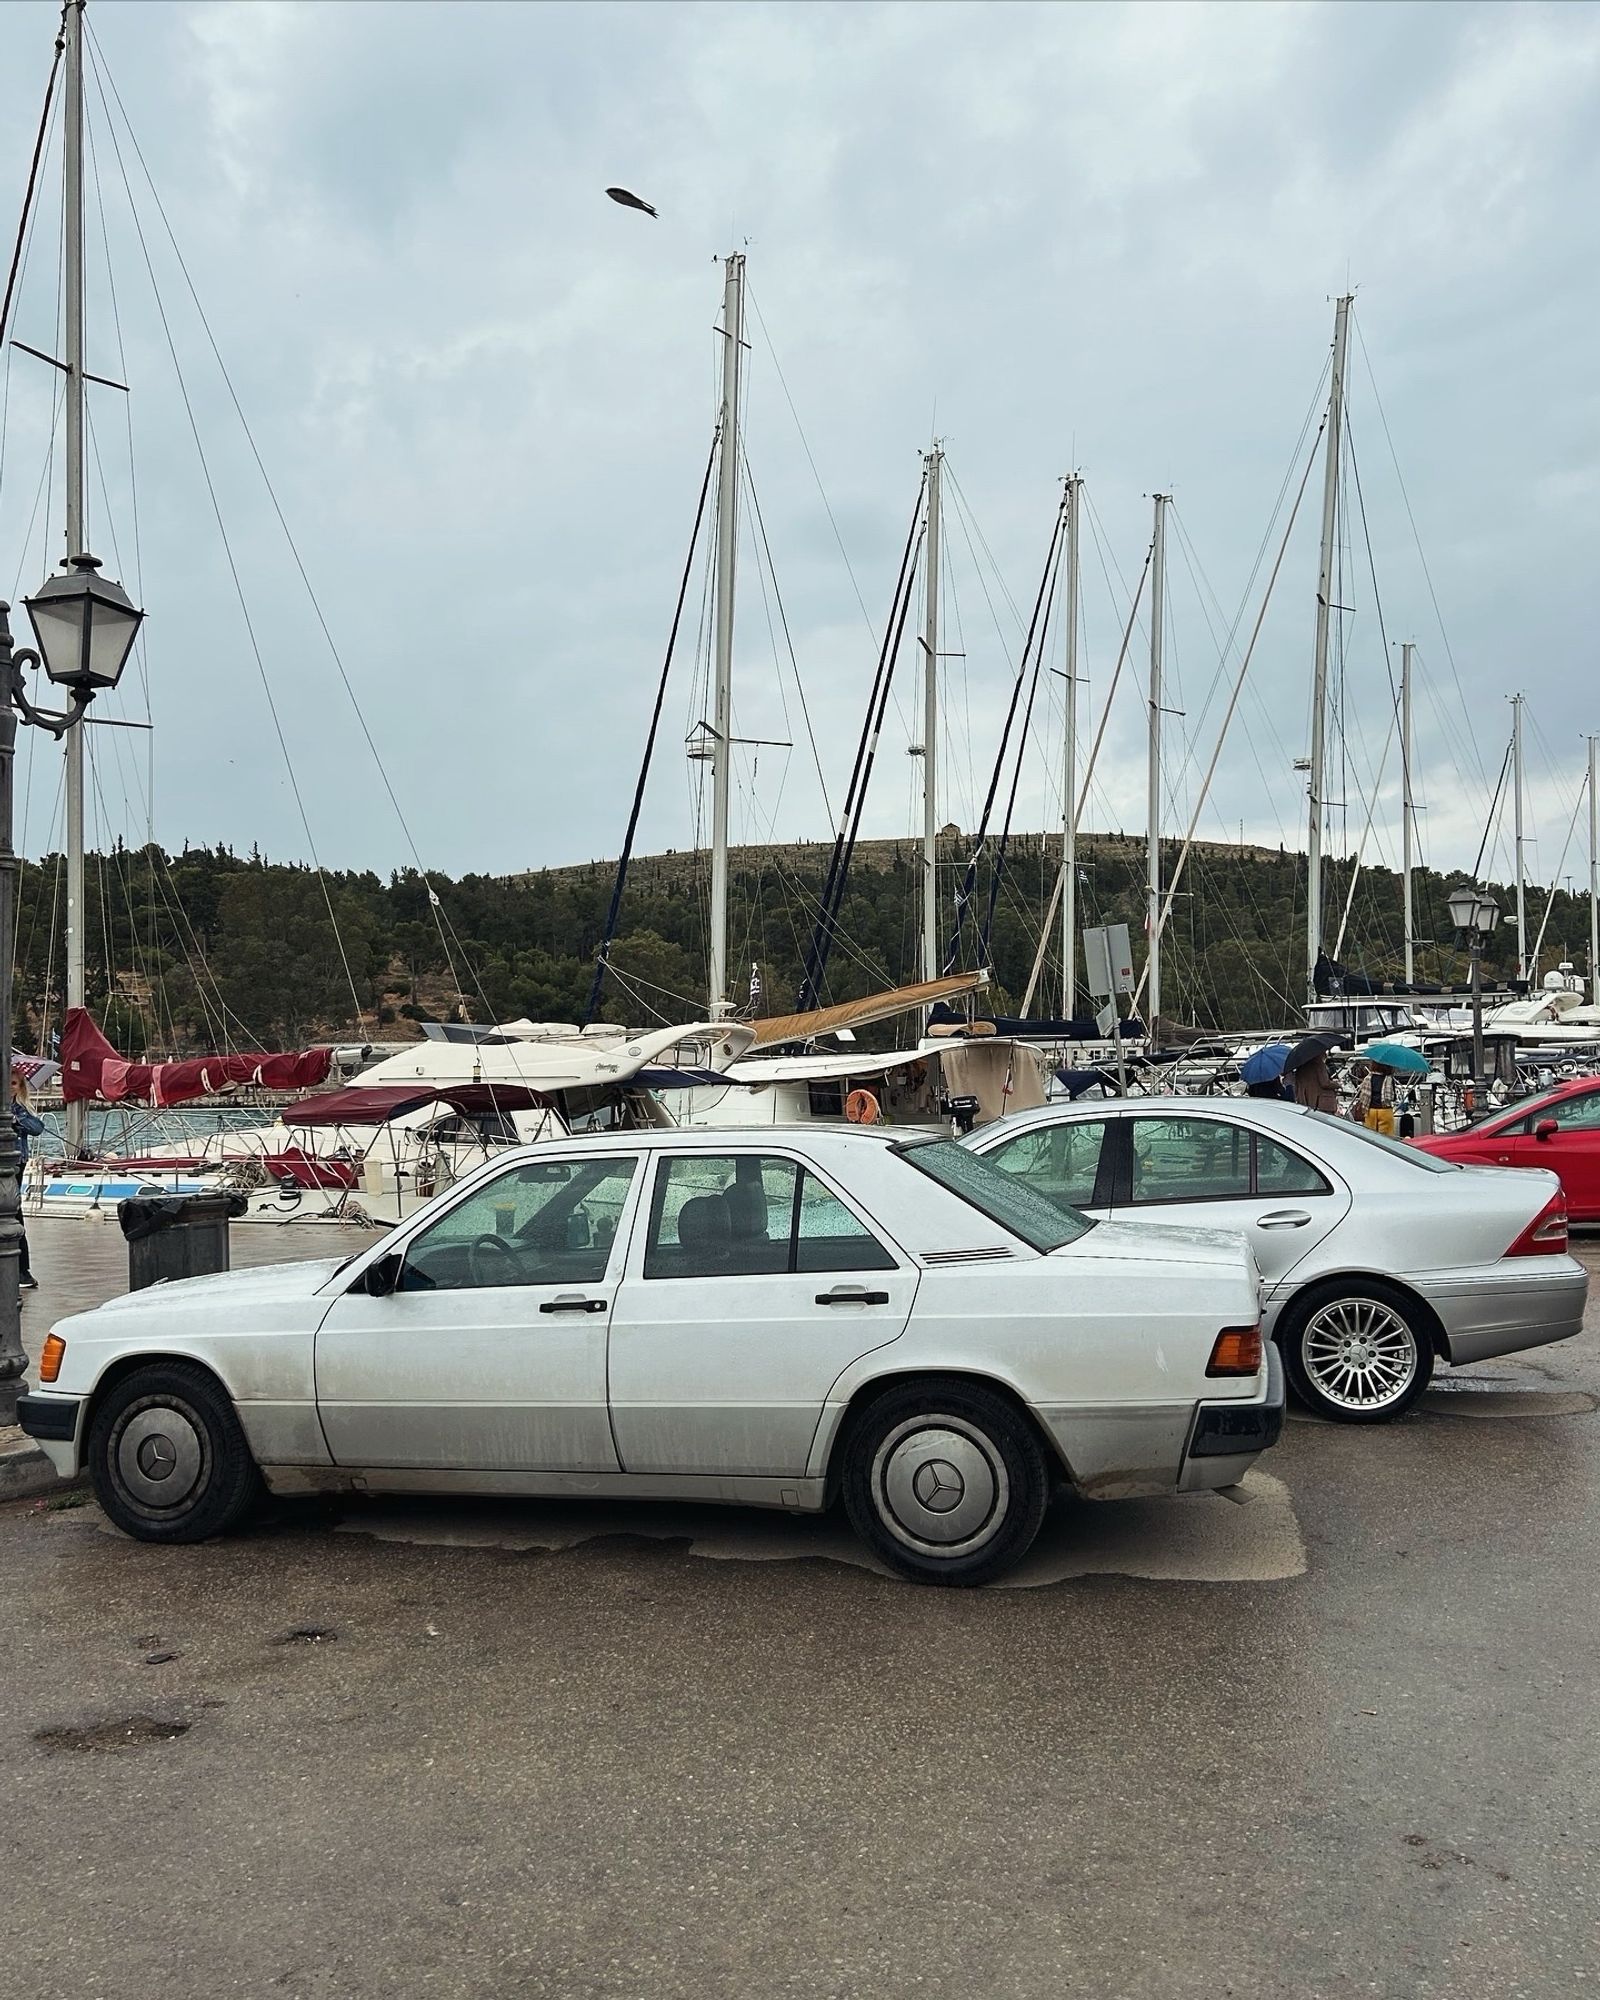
[1060,473,1081,1019]
[1306,292,1352,1005]
[1146,492,1168,1030]
[1401,640,1415,986]
[1512,691,1527,981]
[707,251,745,1019]
[63,0,88,1154]
[1589,734,1598,1008]
[919,442,942,987]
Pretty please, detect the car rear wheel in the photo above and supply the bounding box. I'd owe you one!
[841,1380,1050,1586]
[87,1362,262,1543]
[1279,1285,1433,1424]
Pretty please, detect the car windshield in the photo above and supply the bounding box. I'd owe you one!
[895,1137,1095,1251]
[1307,1111,1460,1172]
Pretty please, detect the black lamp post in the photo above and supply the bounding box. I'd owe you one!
[1447,883,1502,1091]
[0,555,142,1423]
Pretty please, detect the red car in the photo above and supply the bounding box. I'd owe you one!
[1413,1077,1600,1220]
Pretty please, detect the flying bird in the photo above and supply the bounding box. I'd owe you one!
[605,186,658,219]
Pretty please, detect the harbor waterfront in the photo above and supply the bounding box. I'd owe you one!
[1,0,1597,1994]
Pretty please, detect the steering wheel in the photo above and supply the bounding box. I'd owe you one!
[467,1232,521,1288]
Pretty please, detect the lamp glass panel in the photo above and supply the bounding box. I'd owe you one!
[28,597,87,686]
[85,596,140,687]
[1445,889,1477,931]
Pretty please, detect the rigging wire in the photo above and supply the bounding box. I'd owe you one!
[0,17,61,359]
[1130,411,1328,1014]
[1351,316,1490,801]
[943,502,1064,975]
[583,431,718,1025]
[81,32,366,1031]
[796,473,926,1009]
[742,457,833,828]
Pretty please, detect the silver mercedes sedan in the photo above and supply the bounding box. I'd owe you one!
[19,1126,1281,1587]
[963,1096,1587,1424]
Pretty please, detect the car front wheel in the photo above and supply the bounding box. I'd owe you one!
[87,1362,263,1543]
[842,1379,1050,1586]
[1279,1285,1434,1424]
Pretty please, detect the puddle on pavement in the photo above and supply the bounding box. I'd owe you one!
[334,1468,1306,1589]
[34,1713,191,1754]
[1421,1381,1599,1418]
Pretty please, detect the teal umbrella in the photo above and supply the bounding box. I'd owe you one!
[1364,1039,1430,1076]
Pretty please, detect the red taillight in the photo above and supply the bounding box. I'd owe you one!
[1207,1325,1264,1376]
[1503,1189,1568,1258]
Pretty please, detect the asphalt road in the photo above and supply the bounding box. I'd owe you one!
[2,1222,1598,1999]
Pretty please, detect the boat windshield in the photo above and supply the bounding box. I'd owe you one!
[894,1137,1095,1251]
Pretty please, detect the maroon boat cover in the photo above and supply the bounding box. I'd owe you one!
[285,1081,551,1125]
[60,1007,334,1108]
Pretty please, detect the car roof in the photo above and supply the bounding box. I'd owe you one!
[505,1124,910,1159]
[971,1094,1320,1136]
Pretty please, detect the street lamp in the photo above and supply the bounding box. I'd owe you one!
[0,555,143,1423]
[1447,884,1501,1090]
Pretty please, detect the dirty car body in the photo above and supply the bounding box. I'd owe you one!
[963,1096,1587,1425]
[20,1127,1279,1585]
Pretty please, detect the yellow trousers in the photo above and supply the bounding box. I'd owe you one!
[1364,1107,1396,1137]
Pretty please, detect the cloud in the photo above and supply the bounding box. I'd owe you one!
[0,0,1592,989]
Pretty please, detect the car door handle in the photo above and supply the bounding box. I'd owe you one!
[1255,1210,1311,1229]
[815,1286,891,1307]
[538,1295,608,1314]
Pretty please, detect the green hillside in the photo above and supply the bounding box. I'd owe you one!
[12,833,1581,1058]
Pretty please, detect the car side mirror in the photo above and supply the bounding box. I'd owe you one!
[361,1251,403,1297]
[1534,1119,1559,1142]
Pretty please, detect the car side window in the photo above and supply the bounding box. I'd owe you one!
[399,1157,639,1291]
[644,1154,896,1279]
[1544,1093,1600,1132]
[1253,1134,1332,1197]
[985,1121,1106,1210]
[1129,1117,1252,1204]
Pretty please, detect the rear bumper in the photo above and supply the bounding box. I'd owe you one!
[1179,1343,1285,1491]
[16,1392,83,1477]
[1420,1258,1588,1366]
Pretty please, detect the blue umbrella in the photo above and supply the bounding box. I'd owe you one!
[1364,1039,1430,1076]
[1239,1043,1292,1085]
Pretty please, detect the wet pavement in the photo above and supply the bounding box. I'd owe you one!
[2,1222,1598,1997]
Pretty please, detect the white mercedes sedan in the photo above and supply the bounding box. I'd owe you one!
[19,1127,1281,1587]
[964,1096,1588,1424]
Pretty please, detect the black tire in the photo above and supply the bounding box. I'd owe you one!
[87,1362,263,1543]
[841,1378,1050,1586]
[1278,1282,1435,1425]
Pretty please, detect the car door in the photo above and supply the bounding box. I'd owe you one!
[972,1117,1114,1219]
[606,1149,918,1476]
[1109,1112,1351,1284]
[1506,1088,1600,1219]
[314,1151,643,1473]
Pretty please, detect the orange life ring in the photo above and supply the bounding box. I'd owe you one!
[844,1088,881,1125]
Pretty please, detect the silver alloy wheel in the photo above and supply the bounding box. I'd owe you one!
[870,1414,1009,1558]
[1300,1297,1420,1412]
[112,1399,209,1512]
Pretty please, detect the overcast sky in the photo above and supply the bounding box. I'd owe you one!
[0,0,1596,902]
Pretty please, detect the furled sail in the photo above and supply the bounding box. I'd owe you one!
[59,1007,333,1108]
[748,970,988,1050]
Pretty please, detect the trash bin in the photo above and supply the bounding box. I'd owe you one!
[117,1191,249,1291]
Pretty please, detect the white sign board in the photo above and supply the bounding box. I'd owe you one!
[1083,923,1135,1000]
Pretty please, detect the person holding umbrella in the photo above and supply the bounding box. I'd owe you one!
[1239,1043,1294,1100]
[1284,1033,1342,1114]
[1350,1040,1430,1135]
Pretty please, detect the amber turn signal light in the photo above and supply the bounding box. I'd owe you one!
[1206,1326,1263,1377]
[39,1332,66,1384]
